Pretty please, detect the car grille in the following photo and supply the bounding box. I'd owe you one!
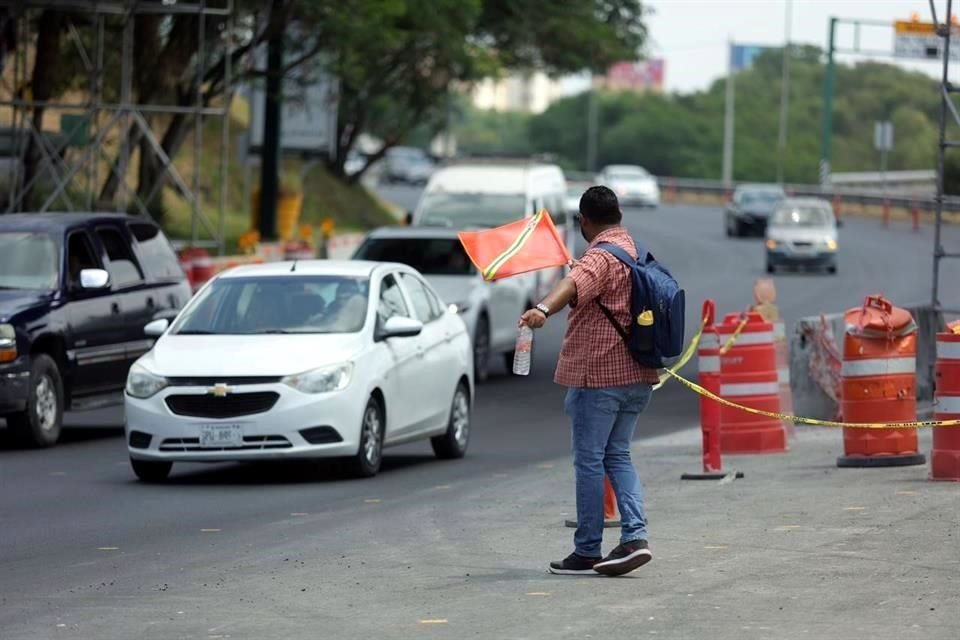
[164,392,279,418]
[165,376,282,387]
[158,435,292,452]
[793,241,814,248]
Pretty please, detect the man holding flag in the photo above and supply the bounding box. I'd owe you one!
[458,186,659,577]
[521,186,658,577]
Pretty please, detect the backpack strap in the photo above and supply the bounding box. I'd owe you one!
[593,242,633,342]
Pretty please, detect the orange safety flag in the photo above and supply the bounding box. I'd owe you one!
[458,209,571,281]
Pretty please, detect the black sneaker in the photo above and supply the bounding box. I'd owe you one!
[548,552,601,575]
[594,539,653,577]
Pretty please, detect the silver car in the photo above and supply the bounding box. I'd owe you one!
[765,198,839,275]
[597,165,660,207]
[352,227,532,381]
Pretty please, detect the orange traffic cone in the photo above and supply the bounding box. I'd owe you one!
[564,476,621,528]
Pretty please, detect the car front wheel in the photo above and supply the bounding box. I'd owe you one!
[6,354,63,448]
[473,315,491,383]
[431,382,471,459]
[350,396,385,478]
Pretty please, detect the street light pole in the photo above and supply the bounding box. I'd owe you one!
[776,0,793,184]
[722,40,735,186]
[819,17,837,187]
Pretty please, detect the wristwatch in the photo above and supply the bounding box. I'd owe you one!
[535,303,551,317]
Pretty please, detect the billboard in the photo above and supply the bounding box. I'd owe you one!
[248,43,339,156]
[601,59,665,92]
[730,44,771,72]
[893,20,960,62]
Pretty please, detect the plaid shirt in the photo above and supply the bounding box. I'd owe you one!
[554,227,660,388]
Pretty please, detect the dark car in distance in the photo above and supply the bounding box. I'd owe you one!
[0,213,191,447]
[724,184,786,237]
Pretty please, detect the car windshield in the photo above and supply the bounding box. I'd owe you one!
[0,232,59,290]
[741,190,783,206]
[171,275,370,335]
[772,206,831,228]
[355,238,474,275]
[418,192,526,228]
[608,169,647,180]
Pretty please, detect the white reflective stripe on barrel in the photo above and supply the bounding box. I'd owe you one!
[935,395,960,415]
[936,340,960,361]
[773,322,786,340]
[721,382,780,397]
[778,367,790,384]
[717,331,774,346]
[841,357,916,377]
[701,334,721,348]
[699,355,720,373]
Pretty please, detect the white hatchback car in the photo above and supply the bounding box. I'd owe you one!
[124,260,474,482]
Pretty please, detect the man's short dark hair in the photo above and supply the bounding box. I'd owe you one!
[579,186,622,225]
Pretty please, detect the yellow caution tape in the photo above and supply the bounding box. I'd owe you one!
[652,313,960,429]
[663,367,960,429]
[719,315,749,355]
[653,316,708,391]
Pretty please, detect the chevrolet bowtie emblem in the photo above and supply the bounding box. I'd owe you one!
[208,383,233,397]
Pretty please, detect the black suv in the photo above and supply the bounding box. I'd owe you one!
[0,213,191,447]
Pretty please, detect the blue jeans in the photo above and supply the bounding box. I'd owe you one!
[564,384,652,558]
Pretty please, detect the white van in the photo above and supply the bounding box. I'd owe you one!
[411,162,572,300]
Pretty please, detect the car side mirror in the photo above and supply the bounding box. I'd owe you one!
[144,318,170,338]
[79,268,110,290]
[377,316,423,340]
[404,211,413,226]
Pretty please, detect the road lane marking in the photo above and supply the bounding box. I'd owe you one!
[97,547,119,551]
[896,491,916,496]
[774,525,802,531]
[364,499,381,504]
[200,529,222,533]
[419,619,448,625]
[527,592,551,596]
[703,545,728,550]
[290,512,308,516]
[844,507,866,511]
[432,485,452,490]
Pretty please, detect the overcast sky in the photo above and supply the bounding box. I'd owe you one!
[643,0,955,93]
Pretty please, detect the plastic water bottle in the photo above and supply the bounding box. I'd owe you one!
[513,324,534,376]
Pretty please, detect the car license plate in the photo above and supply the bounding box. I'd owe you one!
[199,423,243,448]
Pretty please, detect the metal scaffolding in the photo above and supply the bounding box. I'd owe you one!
[0,0,234,251]
[930,0,959,313]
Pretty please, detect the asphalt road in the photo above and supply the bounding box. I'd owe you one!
[2,200,957,637]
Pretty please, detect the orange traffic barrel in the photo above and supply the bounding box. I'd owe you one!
[932,321,960,480]
[838,295,925,467]
[774,321,795,439]
[717,312,787,454]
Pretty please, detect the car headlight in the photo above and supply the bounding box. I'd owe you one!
[282,362,353,394]
[125,363,168,399]
[765,239,780,250]
[0,324,16,363]
[825,238,838,251]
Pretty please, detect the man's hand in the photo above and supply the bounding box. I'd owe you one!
[519,308,547,329]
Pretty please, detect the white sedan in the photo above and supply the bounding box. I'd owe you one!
[353,227,532,381]
[124,260,474,482]
[597,165,660,207]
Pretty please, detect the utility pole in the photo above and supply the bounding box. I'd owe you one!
[819,17,837,187]
[585,75,598,173]
[258,0,284,241]
[722,40,735,186]
[776,0,793,184]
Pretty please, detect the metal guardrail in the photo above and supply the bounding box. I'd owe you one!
[656,177,960,214]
